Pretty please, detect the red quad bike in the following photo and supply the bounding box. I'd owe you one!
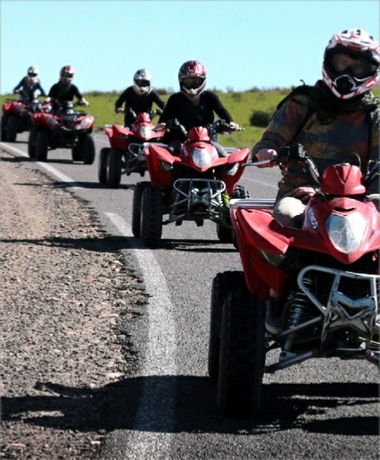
[1,97,51,142]
[209,143,380,418]
[132,119,251,248]
[28,101,95,163]
[98,109,165,188]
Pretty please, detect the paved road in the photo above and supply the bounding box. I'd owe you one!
[2,134,378,460]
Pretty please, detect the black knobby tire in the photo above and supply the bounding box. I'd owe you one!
[71,144,81,162]
[28,126,38,158]
[209,271,245,383]
[231,184,251,200]
[216,224,233,244]
[6,116,19,142]
[82,133,96,165]
[106,149,122,188]
[217,275,266,418]
[98,147,110,184]
[132,181,150,238]
[141,184,163,248]
[35,130,50,161]
[1,116,8,141]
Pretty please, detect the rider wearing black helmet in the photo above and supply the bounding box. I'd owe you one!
[114,69,166,127]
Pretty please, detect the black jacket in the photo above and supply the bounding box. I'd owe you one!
[158,91,233,141]
[115,87,166,125]
[13,77,46,100]
[48,82,84,109]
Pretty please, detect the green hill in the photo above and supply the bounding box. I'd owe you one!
[2,83,379,149]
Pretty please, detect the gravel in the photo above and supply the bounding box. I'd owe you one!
[0,151,147,459]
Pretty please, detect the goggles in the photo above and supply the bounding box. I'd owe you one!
[28,73,37,77]
[135,79,150,87]
[181,76,205,89]
[61,72,74,78]
[332,53,377,78]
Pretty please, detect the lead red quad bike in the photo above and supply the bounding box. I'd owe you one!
[209,143,380,418]
[28,101,95,163]
[132,119,251,248]
[98,109,165,188]
[1,97,51,142]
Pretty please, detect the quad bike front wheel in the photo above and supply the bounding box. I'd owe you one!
[141,184,163,248]
[1,115,8,141]
[81,133,96,165]
[28,126,38,158]
[132,181,150,238]
[209,271,246,383]
[6,116,19,142]
[35,129,50,161]
[106,149,122,188]
[217,273,266,418]
[98,147,110,184]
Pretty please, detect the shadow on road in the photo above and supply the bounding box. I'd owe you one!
[2,376,378,436]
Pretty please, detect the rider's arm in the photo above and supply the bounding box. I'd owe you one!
[13,78,25,93]
[208,91,233,123]
[151,90,166,110]
[114,88,128,112]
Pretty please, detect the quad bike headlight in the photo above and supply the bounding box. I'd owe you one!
[326,212,367,254]
[80,117,93,129]
[160,161,173,172]
[192,148,212,168]
[139,127,152,138]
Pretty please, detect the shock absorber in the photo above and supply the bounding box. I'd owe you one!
[171,180,187,216]
[281,277,314,358]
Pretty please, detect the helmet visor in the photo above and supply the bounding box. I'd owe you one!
[28,72,37,77]
[61,72,74,78]
[135,79,150,88]
[331,53,377,78]
[181,76,205,89]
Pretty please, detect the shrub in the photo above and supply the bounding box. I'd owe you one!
[249,110,271,127]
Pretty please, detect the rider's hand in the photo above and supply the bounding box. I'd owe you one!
[45,97,51,103]
[14,90,19,94]
[79,98,89,106]
[229,122,240,131]
[291,186,317,203]
[254,148,278,168]
[116,107,124,114]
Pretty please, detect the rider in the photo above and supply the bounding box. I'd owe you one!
[114,69,166,127]
[46,66,89,112]
[158,60,239,157]
[250,28,380,334]
[13,66,47,101]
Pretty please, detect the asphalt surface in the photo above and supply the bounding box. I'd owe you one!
[2,133,379,460]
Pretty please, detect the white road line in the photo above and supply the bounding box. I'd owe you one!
[105,212,175,448]
[0,142,84,188]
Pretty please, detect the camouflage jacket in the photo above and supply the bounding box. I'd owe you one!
[252,81,379,191]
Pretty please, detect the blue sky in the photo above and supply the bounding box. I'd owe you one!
[1,1,379,95]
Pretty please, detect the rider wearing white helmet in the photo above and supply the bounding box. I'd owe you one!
[250,28,380,335]
[158,60,239,144]
[114,69,166,127]
[13,66,47,101]
[46,65,89,111]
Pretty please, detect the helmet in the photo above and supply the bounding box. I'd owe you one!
[60,65,75,86]
[322,28,380,99]
[178,60,207,100]
[133,69,152,95]
[27,66,39,84]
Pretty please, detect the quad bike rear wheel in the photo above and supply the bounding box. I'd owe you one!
[209,271,246,383]
[35,129,50,161]
[98,147,110,184]
[132,181,150,238]
[217,274,266,418]
[6,116,19,142]
[141,184,163,248]
[106,149,122,188]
